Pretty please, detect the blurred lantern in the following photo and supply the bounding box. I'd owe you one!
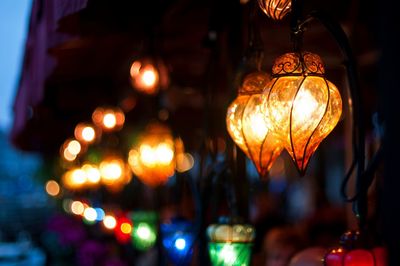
[99,156,132,191]
[62,168,87,190]
[161,218,196,266]
[114,215,133,244]
[61,139,82,162]
[128,123,177,187]
[263,52,342,175]
[130,58,169,95]
[324,231,387,266]
[45,180,61,196]
[258,0,291,20]
[207,217,255,266]
[288,247,327,266]
[226,72,282,177]
[131,211,158,251]
[92,107,125,131]
[74,123,98,144]
[81,164,101,186]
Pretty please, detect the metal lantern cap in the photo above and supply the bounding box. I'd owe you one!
[272,52,325,76]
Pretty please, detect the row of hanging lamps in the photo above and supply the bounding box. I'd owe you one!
[226,72,283,177]
[207,218,255,266]
[263,52,342,175]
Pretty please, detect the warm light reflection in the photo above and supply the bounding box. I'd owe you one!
[71,201,85,215]
[45,180,60,196]
[92,107,125,131]
[226,72,282,177]
[128,123,177,187]
[75,123,96,143]
[130,59,164,95]
[258,0,291,20]
[264,52,342,174]
[103,215,117,229]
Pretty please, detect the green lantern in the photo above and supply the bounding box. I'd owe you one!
[207,218,255,266]
[130,211,158,251]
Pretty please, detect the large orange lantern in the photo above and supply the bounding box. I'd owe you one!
[263,52,342,175]
[128,123,176,187]
[226,72,283,177]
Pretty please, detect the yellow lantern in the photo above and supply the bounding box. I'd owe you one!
[128,123,176,187]
[263,52,342,175]
[92,107,125,131]
[226,72,283,177]
[258,0,292,20]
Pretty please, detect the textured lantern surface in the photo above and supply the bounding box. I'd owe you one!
[226,72,283,177]
[264,52,342,174]
[131,211,158,251]
[258,0,291,20]
[161,218,195,266]
[128,123,176,187]
[324,231,387,266]
[207,220,255,266]
[130,58,169,95]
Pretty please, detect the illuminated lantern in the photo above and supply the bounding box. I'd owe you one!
[92,107,125,131]
[74,123,98,144]
[130,58,169,95]
[161,218,196,266]
[62,168,87,190]
[226,72,282,177]
[207,218,255,266]
[263,52,342,175]
[114,215,133,244]
[324,231,387,266]
[60,139,82,162]
[99,156,132,191]
[258,0,291,20]
[131,211,158,251]
[128,123,176,187]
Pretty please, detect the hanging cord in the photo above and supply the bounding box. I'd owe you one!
[293,10,376,229]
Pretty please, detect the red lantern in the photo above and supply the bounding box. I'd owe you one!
[324,231,387,266]
[114,215,133,244]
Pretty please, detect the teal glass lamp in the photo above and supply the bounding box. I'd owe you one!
[130,211,158,251]
[207,217,255,266]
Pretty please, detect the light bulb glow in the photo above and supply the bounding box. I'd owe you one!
[103,113,117,129]
[82,126,95,142]
[45,180,60,196]
[155,143,174,165]
[83,164,101,184]
[121,222,132,234]
[174,238,186,250]
[137,223,151,240]
[67,140,81,155]
[142,69,157,87]
[84,207,97,221]
[220,245,237,264]
[103,215,117,229]
[71,201,85,215]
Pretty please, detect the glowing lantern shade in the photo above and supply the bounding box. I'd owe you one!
[130,58,169,95]
[114,215,133,244]
[263,52,342,175]
[324,231,387,266]
[258,0,291,20]
[226,72,282,177]
[92,107,125,131]
[161,218,196,266]
[128,123,176,187]
[131,211,158,251]
[207,218,255,266]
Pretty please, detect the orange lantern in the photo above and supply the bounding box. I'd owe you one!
[226,72,283,177]
[263,52,342,175]
[92,107,125,132]
[99,156,132,191]
[258,0,291,20]
[130,58,169,95]
[128,123,176,187]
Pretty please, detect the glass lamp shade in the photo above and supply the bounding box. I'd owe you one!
[207,221,255,266]
[324,231,387,266]
[92,107,125,132]
[263,52,342,175]
[128,123,176,187]
[258,0,291,20]
[160,218,196,266]
[226,72,283,177]
[130,211,158,251]
[130,58,169,95]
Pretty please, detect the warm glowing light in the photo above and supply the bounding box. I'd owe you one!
[103,215,117,229]
[100,160,122,181]
[84,207,97,221]
[226,72,283,177]
[62,168,87,190]
[142,70,157,87]
[82,127,95,141]
[82,164,101,184]
[121,222,132,234]
[92,107,125,131]
[128,123,177,187]
[45,180,60,196]
[99,157,131,191]
[71,201,85,215]
[130,59,167,95]
[264,52,342,174]
[258,0,291,20]
[63,148,76,161]
[176,153,194,173]
[174,238,186,250]
[67,140,81,155]
[74,123,96,143]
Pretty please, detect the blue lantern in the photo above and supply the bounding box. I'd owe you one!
[161,218,196,266]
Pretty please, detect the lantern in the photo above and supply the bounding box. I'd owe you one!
[258,0,291,20]
[62,168,87,190]
[60,139,82,162]
[324,231,387,266]
[74,123,98,144]
[226,72,282,177]
[207,218,255,266]
[161,218,196,266]
[99,156,132,191]
[128,123,176,187]
[130,57,169,95]
[131,211,158,251]
[263,52,342,175]
[114,215,133,244]
[92,107,125,132]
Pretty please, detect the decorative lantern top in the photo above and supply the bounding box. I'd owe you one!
[238,72,270,95]
[271,52,325,76]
